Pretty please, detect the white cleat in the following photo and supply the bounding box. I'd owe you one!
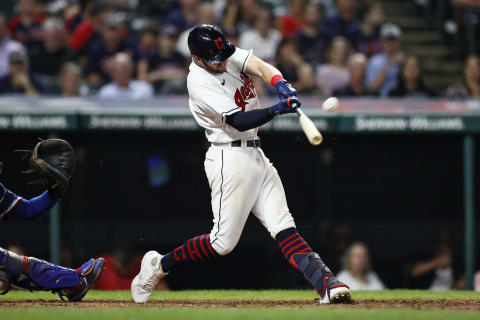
[319,286,352,304]
[131,250,167,303]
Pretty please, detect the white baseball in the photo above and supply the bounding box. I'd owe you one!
[322,97,339,112]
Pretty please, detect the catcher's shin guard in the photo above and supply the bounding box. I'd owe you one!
[0,248,105,301]
[0,248,82,293]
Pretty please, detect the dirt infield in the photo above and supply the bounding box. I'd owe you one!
[1,299,480,311]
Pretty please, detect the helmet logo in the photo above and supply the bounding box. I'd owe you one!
[215,37,225,50]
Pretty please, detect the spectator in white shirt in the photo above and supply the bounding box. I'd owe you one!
[0,14,25,78]
[239,7,282,64]
[98,53,154,100]
[337,241,386,291]
[316,36,351,96]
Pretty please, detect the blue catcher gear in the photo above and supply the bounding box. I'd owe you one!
[0,247,105,302]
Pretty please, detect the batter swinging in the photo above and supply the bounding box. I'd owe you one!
[131,24,351,304]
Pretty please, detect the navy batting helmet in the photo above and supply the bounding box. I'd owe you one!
[188,24,235,64]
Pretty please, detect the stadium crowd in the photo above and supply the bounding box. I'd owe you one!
[0,0,478,100]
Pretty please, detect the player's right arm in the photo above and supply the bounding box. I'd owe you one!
[0,184,57,221]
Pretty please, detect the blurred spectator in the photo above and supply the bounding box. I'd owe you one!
[139,25,160,57]
[278,0,307,38]
[223,0,259,35]
[454,0,480,55]
[316,36,351,96]
[69,2,108,54]
[475,270,480,291]
[84,14,139,86]
[296,1,325,66]
[165,0,200,31]
[137,0,179,21]
[356,2,384,57]
[93,242,168,290]
[388,55,439,98]
[65,0,95,34]
[0,50,43,95]
[409,229,464,290]
[137,26,186,94]
[98,53,154,99]
[28,18,70,78]
[176,2,217,58]
[276,38,315,93]
[320,0,361,46]
[58,62,86,97]
[446,54,480,99]
[337,242,386,290]
[0,14,25,78]
[334,53,374,96]
[365,23,404,97]
[7,0,46,50]
[239,8,282,63]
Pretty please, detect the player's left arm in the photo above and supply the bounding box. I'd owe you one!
[0,185,57,221]
[245,55,298,101]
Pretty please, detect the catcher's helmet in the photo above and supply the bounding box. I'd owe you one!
[188,24,235,64]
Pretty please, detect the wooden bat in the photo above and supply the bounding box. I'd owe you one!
[295,107,323,146]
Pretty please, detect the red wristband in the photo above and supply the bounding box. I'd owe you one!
[270,75,283,86]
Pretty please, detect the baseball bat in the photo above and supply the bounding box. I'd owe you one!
[295,107,323,146]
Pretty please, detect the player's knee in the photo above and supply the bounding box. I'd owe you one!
[211,237,238,256]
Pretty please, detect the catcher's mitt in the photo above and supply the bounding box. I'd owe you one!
[27,139,75,199]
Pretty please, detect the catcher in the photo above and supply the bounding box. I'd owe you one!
[0,139,105,302]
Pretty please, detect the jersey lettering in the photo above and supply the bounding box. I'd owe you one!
[234,73,256,111]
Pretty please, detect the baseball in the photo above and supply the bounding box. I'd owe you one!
[322,97,339,112]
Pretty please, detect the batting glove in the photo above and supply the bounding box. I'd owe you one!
[270,97,301,115]
[274,79,297,101]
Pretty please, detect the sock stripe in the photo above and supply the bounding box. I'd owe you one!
[198,234,210,259]
[285,242,309,258]
[187,239,197,262]
[281,237,303,254]
[278,233,299,247]
[206,235,217,257]
[192,237,204,261]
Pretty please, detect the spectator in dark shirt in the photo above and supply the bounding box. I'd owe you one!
[388,55,439,98]
[334,53,375,96]
[279,0,307,38]
[84,14,139,86]
[276,38,315,93]
[7,0,46,50]
[139,25,160,57]
[0,14,25,78]
[165,0,200,31]
[0,50,43,95]
[137,26,186,94]
[320,0,361,46]
[356,2,384,57]
[28,18,70,78]
[296,1,325,66]
[446,55,480,99]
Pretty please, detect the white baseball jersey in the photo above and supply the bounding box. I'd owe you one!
[186,46,296,255]
[188,47,260,143]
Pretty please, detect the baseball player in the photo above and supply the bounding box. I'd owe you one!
[0,139,105,302]
[131,25,351,304]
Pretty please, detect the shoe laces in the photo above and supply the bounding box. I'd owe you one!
[143,270,161,292]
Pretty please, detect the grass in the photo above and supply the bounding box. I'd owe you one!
[2,290,480,320]
[2,289,480,301]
